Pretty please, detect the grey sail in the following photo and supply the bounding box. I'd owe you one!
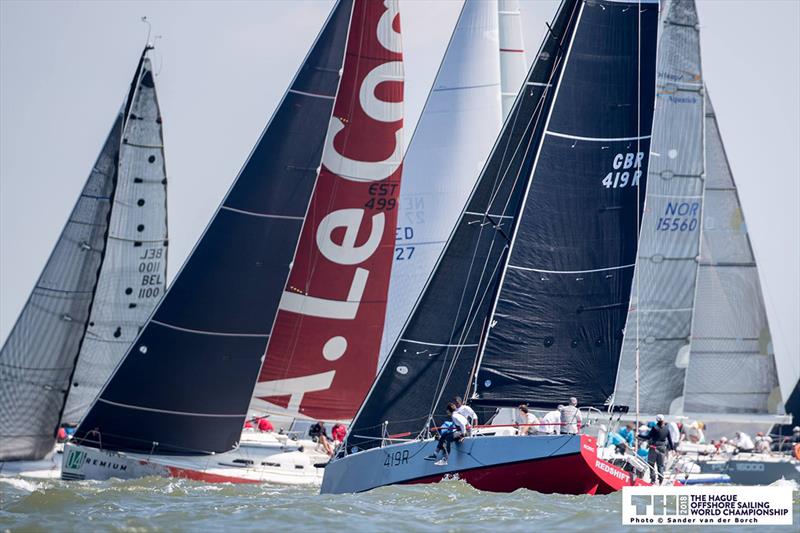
[0,49,167,461]
[61,56,168,426]
[682,93,781,416]
[613,0,704,415]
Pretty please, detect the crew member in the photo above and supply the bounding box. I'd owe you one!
[645,414,675,485]
[309,421,333,456]
[453,396,477,434]
[558,397,582,435]
[425,403,467,465]
[732,431,754,452]
[516,404,539,436]
[257,416,274,433]
[539,410,561,434]
[332,423,347,445]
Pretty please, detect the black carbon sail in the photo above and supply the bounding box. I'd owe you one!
[74,0,353,455]
[0,47,168,461]
[346,0,582,453]
[475,0,658,409]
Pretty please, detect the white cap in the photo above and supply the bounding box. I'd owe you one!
[656,414,665,422]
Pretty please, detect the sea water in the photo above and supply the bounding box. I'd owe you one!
[1,477,798,532]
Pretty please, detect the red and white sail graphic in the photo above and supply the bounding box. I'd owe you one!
[253,0,404,421]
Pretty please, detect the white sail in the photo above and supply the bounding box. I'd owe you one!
[682,93,782,416]
[498,0,527,118]
[613,0,704,415]
[61,57,168,425]
[379,0,504,367]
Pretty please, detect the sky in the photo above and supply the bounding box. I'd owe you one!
[1,0,798,396]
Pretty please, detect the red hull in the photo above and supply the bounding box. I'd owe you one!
[403,436,648,495]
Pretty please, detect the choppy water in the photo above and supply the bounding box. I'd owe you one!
[1,477,797,532]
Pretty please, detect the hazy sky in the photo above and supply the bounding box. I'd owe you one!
[1,1,798,394]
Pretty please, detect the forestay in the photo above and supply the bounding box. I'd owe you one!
[62,56,168,426]
[0,49,167,461]
[346,0,582,453]
[253,0,404,422]
[476,0,659,410]
[613,0,704,415]
[74,0,353,455]
[682,93,781,415]
[379,0,503,369]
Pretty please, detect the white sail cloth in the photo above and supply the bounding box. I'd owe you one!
[379,0,505,367]
[61,58,168,425]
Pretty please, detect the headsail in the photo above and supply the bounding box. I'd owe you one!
[253,0,404,422]
[498,0,528,118]
[379,0,503,369]
[61,54,168,426]
[74,0,353,455]
[346,0,583,453]
[475,0,659,410]
[613,0,704,415]
[0,48,167,461]
[682,92,782,416]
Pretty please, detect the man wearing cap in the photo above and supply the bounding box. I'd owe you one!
[644,414,675,485]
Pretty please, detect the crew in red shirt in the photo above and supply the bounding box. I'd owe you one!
[257,417,274,432]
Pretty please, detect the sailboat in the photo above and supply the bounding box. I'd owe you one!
[0,45,168,479]
[611,0,789,432]
[61,0,406,484]
[321,0,659,496]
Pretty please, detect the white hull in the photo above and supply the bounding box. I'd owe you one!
[62,441,328,485]
[1,444,64,479]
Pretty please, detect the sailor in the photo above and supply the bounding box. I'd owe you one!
[644,414,675,485]
[754,432,772,454]
[516,404,539,435]
[309,420,333,456]
[618,423,636,448]
[256,416,274,433]
[540,410,561,434]
[453,396,478,434]
[331,423,347,445]
[425,403,467,466]
[732,431,754,452]
[558,397,582,435]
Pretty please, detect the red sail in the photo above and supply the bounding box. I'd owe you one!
[253,0,404,421]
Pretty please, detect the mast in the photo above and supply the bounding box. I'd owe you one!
[73,0,354,456]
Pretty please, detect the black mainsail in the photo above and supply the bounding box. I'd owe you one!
[0,47,168,461]
[73,0,353,456]
[345,0,658,454]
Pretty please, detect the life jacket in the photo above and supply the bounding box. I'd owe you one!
[439,420,456,436]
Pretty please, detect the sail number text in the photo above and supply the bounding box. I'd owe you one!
[602,152,644,189]
[656,201,699,232]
